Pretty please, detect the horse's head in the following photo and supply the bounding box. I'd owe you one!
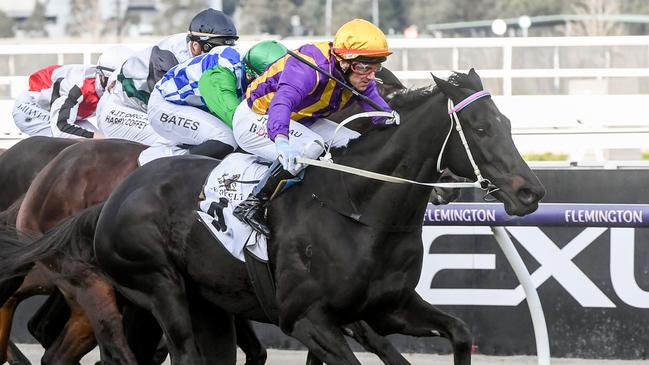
[432,69,545,216]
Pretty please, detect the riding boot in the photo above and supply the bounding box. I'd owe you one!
[233,160,293,237]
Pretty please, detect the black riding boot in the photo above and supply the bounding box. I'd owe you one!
[233,160,293,237]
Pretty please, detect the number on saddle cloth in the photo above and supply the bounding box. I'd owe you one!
[196,153,303,262]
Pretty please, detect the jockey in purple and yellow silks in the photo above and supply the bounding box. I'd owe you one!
[231,18,400,237]
[245,42,391,141]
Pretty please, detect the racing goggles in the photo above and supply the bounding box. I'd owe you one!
[187,32,238,46]
[350,61,382,75]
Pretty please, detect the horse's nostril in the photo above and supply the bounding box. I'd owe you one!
[517,188,537,205]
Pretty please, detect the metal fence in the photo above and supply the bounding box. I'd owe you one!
[1,36,649,156]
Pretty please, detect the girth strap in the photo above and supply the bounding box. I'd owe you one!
[244,243,279,323]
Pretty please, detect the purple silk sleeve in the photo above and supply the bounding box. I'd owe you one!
[266,58,317,141]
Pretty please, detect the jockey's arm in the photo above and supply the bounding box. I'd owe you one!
[266,59,317,141]
[359,81,393,124]
[119,42,181,106]
[199,65,240,128]
[49,81,95,139]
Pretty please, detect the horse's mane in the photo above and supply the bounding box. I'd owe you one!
[388,71,467,109]
[330,71,470,155]
[388,86,437,109]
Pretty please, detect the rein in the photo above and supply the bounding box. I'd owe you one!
[296,90,498,194]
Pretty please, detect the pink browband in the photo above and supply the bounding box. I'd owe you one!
[448,90,491,114]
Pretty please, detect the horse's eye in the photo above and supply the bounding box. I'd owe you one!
[476,127,487,136]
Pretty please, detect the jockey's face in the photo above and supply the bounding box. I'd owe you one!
[345,61,378,92]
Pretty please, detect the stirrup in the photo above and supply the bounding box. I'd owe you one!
[233,198,271,237]
[242,208,270,237]
[233,196,263,219]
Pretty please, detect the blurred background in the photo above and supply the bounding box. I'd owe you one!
[3,0,649,39]
[2,0,649,163]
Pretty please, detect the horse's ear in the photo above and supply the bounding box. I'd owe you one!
[467,68,484,91]
[432,73,463,100]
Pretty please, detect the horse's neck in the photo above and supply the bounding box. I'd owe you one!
[332,94,449,228]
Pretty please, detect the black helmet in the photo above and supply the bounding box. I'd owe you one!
[187,8,239,50]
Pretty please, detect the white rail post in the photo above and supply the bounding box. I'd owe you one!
[491,226,551,365]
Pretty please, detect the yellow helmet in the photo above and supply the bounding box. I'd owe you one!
[333,19,392,63]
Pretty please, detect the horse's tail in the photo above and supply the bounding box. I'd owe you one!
[0,203,104,281]
[0,197,23,229]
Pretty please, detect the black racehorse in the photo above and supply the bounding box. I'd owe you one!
[0,68,423,365]
[89,69,544,364]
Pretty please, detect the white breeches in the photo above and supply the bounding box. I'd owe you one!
[12,91,52,136]
[231,101,360,162]
[96,91,167,146]
[148,89,237,149]
[13,90,97,138]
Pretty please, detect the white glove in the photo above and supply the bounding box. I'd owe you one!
[275,136,302,175]
[385,110,400,125]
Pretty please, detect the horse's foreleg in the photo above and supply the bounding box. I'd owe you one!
[63,273,138,365]
[41,298,96,365]
[27,291,70,349]
[234,317,267,365]
[286,305,361,365]
[121,302,164,364]
[7,340,31,365]
[187,292,237,365]
[375,292,472,365]
[343,321,410,365]
[0,295,19,364]
[0,267,53,363]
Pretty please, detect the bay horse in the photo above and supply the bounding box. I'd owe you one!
[0,68,423,364]
[87,69,545,364]
[0,136,78,220]
[0,136,78,364]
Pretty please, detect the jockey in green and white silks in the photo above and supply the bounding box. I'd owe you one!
[147,40,289,159]
[95,8,238,146]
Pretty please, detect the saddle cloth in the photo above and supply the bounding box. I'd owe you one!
[196,153,269,262]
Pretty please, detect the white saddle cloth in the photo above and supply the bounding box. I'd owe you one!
[196,153,269,262]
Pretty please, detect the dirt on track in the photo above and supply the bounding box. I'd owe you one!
[15,344,649,365]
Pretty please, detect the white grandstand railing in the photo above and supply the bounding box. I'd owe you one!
[0,36,648,157]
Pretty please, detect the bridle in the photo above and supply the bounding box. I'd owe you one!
[296,89,502,198]
[437,89,501,199]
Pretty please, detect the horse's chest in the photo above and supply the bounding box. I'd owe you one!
[328,246,422,309]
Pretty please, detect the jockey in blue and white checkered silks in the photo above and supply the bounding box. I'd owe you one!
[146,40,288,159]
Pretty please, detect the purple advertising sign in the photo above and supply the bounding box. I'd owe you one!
[424,203,649,227]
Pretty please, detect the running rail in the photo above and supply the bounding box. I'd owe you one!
[423,202,649,365]
[424,202,649,365]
